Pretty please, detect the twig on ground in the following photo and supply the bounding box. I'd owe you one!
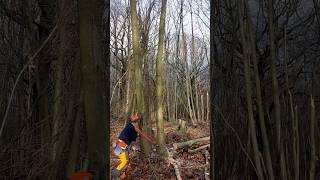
[180,164,207,169]
[188,144,210,153]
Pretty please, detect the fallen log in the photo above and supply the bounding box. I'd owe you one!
[173,136,210,150]
[188,144,210,153]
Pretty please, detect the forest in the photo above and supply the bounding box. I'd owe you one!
[212,0,320,179]
[1,0,320,179]
[0,0,110,179]
[110,0,210,179]
[0,0,210,179]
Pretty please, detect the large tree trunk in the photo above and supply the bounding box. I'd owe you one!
[66,106,81,177]
[52,0,68,162]
[50,0,81,177]
[129,0,149,156]
[209,0,214,178]
[37,0,56,148]
[140,2,154,155]
[66,61,82,178]
[125,11,134,117]
[78,0,108,178]
[50,58,80,180]
[173,24,180,123]
[155,0,168,154]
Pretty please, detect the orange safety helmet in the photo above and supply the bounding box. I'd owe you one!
[130,113,142,122]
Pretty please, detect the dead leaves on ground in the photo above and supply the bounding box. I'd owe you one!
[111,120,210,179]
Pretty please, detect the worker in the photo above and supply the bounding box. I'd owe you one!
[112,113,156,180]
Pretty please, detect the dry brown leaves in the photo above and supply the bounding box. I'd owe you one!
[110,119,210,180]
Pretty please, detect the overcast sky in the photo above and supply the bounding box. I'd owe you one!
[166,0,209,42]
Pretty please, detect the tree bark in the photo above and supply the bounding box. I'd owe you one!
[155,0,167,152]
[284,27,299,180]
[266,0,281,153]
[182,23,196,125]
[52,0,68,162]
[201,94,204,122]
[189,0,198,123]
[78,0,108,178]
[295,105,300,180]
[266,0,285,178]
[239,1,264,179]
[245,0,274,178]
[125,8,133,117]
[66,63,82,177]
[129,0,149,156]
[37,0,56,148]
[309,96,316,180]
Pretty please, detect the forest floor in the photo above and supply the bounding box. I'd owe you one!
[110,119,210,180]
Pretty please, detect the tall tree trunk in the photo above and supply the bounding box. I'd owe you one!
[37,0,56,151]
[201,93,204,122]
[165,37,171,121]
[209,1,214,178]
[239,1,264,179]
[189,0,198,123]
[52,0,67,162]
[309,96,316,180]
[130,0,149,156]
[140,4,153,154]
[155,0,167,154]
[182,21,196,125]
[244,0,274,178]
[66,106,81,177]
[266,0,281,154]
[266,0,285,178]
[195,81,200,123]
[294,105,300,180]
[78,0,108,178]
[50,59,80,180]
[207,91,209,123]
[143,53,152,152]
[173,0,183,122]
[125,11,133,117]
[66,60,82,178]
[284,26,299,180]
